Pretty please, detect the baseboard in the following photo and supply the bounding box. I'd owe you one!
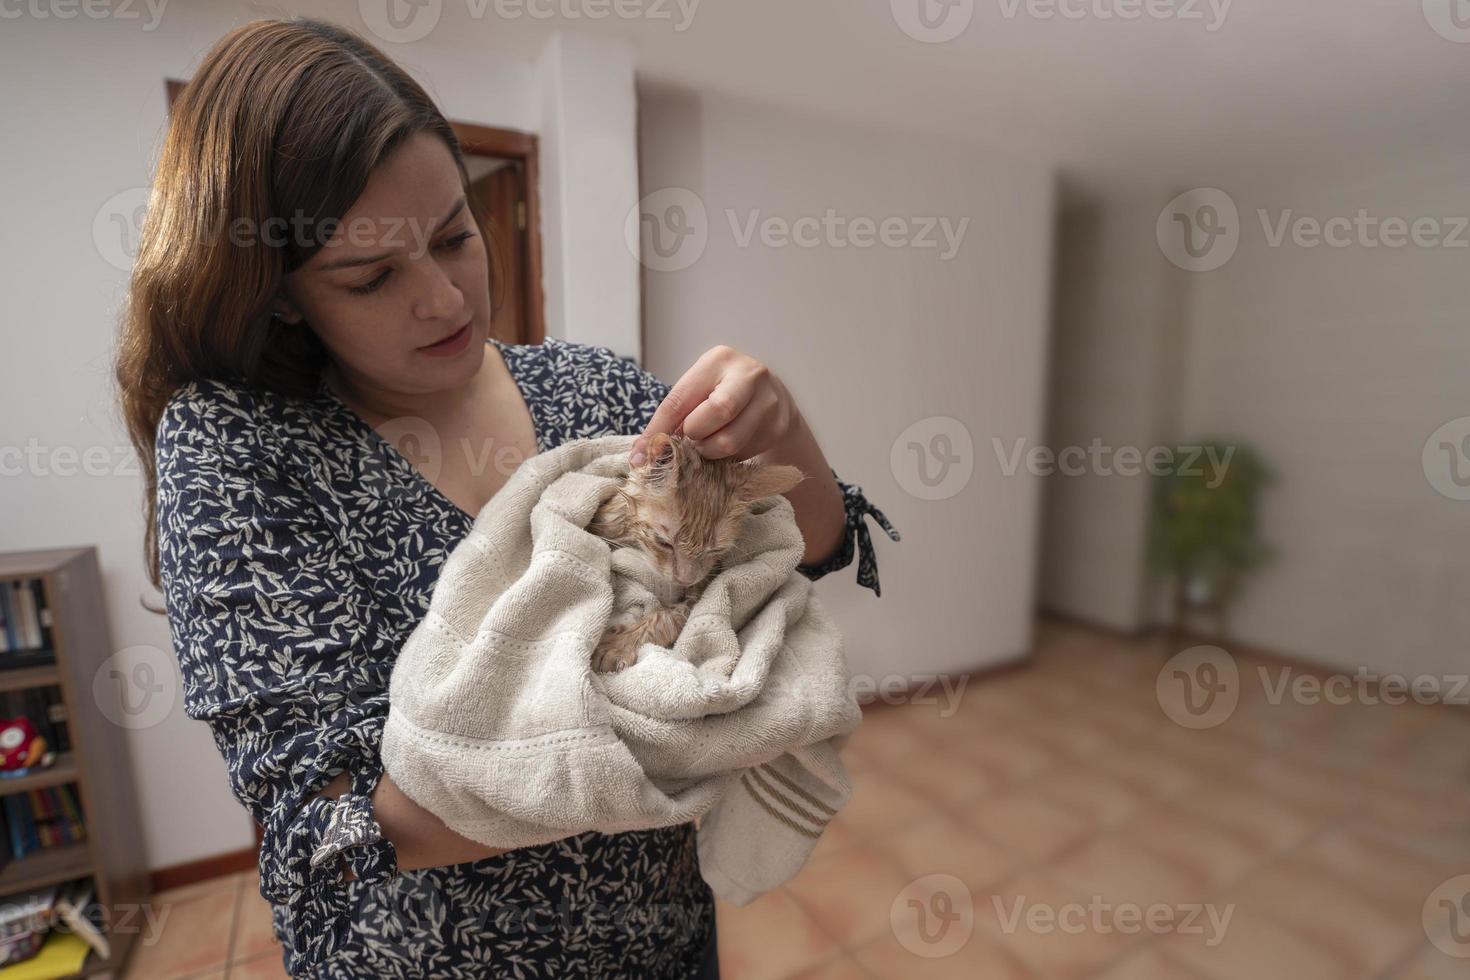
[149,845,257,894]
[1037,606,1153,641]
[1038,609,1470,714]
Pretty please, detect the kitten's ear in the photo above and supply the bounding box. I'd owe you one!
[637,432,680,488]
[738,463,806,503]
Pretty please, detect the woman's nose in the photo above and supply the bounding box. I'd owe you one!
[411,258,462,321]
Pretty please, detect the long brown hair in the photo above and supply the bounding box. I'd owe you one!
[116,16,479,589]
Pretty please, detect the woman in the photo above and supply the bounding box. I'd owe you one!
[115,16,898,980]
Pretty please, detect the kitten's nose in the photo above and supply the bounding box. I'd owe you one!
[674,568,702,587]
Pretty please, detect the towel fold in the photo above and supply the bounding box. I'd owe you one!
[381,433,863,904]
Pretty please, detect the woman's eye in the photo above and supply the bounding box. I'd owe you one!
[439,231,475,252]
[349,270,389,296]
[347,234,472,296]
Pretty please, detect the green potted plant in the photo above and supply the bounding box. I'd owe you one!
[1148,440,1274,646]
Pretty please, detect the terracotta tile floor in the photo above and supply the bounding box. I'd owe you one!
[121,620,1470,979]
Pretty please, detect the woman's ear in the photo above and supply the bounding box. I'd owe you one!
[270,296,304,325]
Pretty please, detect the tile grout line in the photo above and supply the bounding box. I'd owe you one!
[222,872,246,980]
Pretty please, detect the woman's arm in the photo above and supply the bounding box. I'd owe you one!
[314,771,511,879]
[750,405,847,567]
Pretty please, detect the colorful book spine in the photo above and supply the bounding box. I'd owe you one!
[3,797,27,860]
[58,787,84,844]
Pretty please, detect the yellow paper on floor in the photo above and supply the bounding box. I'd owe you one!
[0,931,92,980]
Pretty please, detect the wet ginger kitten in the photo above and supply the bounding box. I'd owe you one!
[587,432,806,673]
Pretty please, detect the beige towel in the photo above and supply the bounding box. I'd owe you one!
[380,433,863,904]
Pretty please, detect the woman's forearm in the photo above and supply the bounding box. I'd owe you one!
[369,771,514,875]
[757,407,847,567]
[315,771,512,880]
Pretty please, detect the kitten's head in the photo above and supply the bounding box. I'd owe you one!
[620,432,805,587]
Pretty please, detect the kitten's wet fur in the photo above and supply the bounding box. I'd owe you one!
[587,432,805,673]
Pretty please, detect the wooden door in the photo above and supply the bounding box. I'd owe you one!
[469,162,527,345]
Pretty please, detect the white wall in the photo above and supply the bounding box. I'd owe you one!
[636,86,1057,682]
[1039,192,1188,631]
[1176,159,1470,681]
[0,8,638,870]
[536,33,642,357]
[1038,157,1470,685]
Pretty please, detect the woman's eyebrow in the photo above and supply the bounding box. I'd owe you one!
[315,196,468,271]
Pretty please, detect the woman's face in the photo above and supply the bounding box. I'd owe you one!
[274,131,492,398]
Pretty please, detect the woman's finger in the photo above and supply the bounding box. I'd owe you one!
[681,372,758,444]
[634,347,743,462]
[634,364,719,462]
[691,387,772,460]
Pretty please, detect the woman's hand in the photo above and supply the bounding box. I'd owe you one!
[313,770,515,881]
[630,346,795,465]
[632,345,848,567]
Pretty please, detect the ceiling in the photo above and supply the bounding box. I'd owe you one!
[377,0,1470,193]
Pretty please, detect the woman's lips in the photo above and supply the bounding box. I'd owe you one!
[418,321,472,356]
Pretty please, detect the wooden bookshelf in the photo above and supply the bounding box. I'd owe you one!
[0,547,149,977]
[0,665,60,695]
[0,842,91,895]
[0,752,78,797]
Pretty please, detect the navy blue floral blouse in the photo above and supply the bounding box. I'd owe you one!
[155,337,899,979]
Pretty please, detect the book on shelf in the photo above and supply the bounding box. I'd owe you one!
[0,582,53,660]
[0,788,84,864]
[0,883,55,942]
[0,876,109,974]
[0,884,53,970]
[25,792,79,851]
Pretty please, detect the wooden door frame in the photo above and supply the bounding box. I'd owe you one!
[163,79,545,345]
[453,121,545,346]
